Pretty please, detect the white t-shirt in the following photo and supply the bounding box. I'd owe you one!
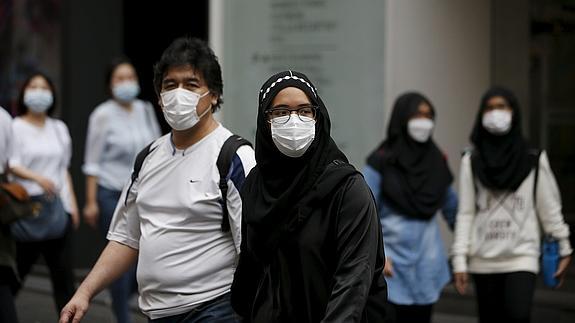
[10,117,73,211]
[83,99,161,191]
[107,124,256,319]
[0,107,12,173]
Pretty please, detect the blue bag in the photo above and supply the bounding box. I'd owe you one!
[10,195,69,242]
[527,150,561,288]
[541,236,559,288]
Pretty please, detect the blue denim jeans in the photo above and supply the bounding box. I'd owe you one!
[149,293,240,323]
[98,185,138,323]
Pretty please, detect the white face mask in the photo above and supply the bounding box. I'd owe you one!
[271,115,316,158]
[482,109,512,135]
[407,118,434,143]
[161,88,210,131]
[24,89,53,113]
[113,80,140,103]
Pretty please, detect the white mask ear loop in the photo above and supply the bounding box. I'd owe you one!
[197,103,212,119]
[197,91,212,118]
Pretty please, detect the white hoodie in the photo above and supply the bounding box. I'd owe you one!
[452,151,572,274]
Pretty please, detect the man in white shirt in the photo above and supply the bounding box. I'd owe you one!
[60,37,256,323]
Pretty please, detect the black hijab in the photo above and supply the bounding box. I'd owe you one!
[366,92,453,219]
[470,86,532,191]
[242,70,354,263]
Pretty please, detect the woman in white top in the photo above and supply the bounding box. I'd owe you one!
[82,57,160,323]
[451,86,572,323]
[9,72,78,312]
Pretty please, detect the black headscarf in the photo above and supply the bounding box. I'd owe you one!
[366,92,453,219]
[242,71,354,263]
[470,86,532,191]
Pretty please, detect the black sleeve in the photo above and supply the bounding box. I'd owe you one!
[321,175,384,323]
[230,219,263,320]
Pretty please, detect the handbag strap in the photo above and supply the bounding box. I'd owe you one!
[530,150,553,239]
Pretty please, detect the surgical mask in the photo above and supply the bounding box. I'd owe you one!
[161,88,210,130]
[112,80,140,102]
[24,89,53,113]
[482,110,512,135]
[271,115,316,158]
[407,118,434,143]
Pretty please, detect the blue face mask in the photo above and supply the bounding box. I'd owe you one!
[112,81,140,103]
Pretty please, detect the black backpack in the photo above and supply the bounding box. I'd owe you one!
[124,134,252,232]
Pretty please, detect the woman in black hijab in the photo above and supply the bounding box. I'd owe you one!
[364,92,457,323]
[231,70,387,322]
[452,87,572,323]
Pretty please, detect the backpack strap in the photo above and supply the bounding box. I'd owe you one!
[122,135,252,232]
[217,135,252,232]
[124,141,156,206]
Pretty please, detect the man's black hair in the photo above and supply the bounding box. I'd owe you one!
[153,37,223,111]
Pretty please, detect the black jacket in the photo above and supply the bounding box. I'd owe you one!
[232,173,387,322]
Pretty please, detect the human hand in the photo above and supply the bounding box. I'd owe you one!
[454,272,468,295]
[554,255,572,289]
[70,208,81,230]
[36,176,57,197]
[59,293,90,323]
[82,203,99,229]
[383,257,394,277]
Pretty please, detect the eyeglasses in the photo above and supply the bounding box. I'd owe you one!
[265,105,318,124]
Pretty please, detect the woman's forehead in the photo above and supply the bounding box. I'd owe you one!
[271,87,311,106]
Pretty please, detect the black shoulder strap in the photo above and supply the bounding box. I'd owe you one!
[124,141,156,206]
[217,135,252,232]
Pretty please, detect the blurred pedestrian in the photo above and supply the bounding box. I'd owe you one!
[9,72,78,312]
[364,92,458,323]
[231,70,387,322]
[0,105,19,322]
[60,37,255,323]
[82,57,161,323]
[451,86,573,323]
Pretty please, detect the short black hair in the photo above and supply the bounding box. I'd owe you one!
[153,37,223,111]
[16,72,57,116]
[105,56,135,95]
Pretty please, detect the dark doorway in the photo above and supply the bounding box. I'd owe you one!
[530,0,575,244]
[123,0,209,134]
[65,0,210,269]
